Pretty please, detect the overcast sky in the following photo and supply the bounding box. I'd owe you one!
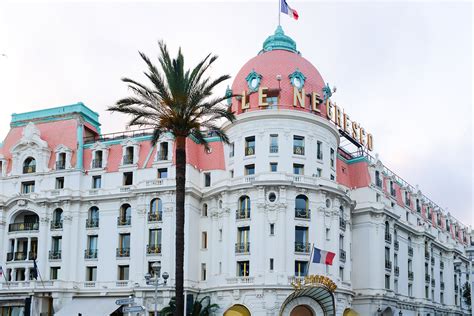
[0,1,472,226]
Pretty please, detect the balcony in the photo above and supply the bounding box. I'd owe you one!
[8,222,39,232]
[236,209,251,220]
[425,252,430,260]
[431,279,435,287]
[14,252,27,261]
[294,242,311,253]
[146,244,161,255]
[92,159,102,168]
[122,155,134,165]
[394,240,399,250]
[385,260,392,271]
[147,212,163,222]
[394,266,399,276]
[116,247,130,258]
[48,250,61,260]
[84,249,98,259]
[28,251,37,260]
[408,271,414,280]
[339,218,346,231]
[269,146,278,153]
[245,147,255,156]
[339,249,346,262]
[157,151,168,160]
[23,166,36,174]
[431,257,435,266]
[6,252,13,261]
[440,262,444,270]
[50,220,63,230]
[408,246,413,256]
[117,216,131,226]
[425,274,430,283]
[235,242,250,254]
[385,233,392,244]
[441,282,445,290]
[55,161,65,170]
[293,146,305,155]
[85,218,99,229]
[295,208,311,219]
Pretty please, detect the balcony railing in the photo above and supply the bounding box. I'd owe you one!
[236,209,251,220]
[408,271,414,280]
[117,216,131,226]
[385,260,392,271]
[339,218,346,231]
[269,146,278,153]
[394,266,399,276]
[146,244,161,255]
[157,151,168,160]
[6,252,13,261]
[147,212,163,222]
[394,240,399,250]
[55,161,65,170]
[235,242,250,254]
[122,155,134,165]
[425,274,430,283]
[50,220,63,230]
[408,246,413,256]
[295,208,311,219]
[385,233,392,243]
[14,252,27,261]
[49,250,61,260]
[294,242,311,253]
[340,249,346,262]
[9,222,39,232]
[425,252,430,260]
[440,262,444,270]
[28,251,37,260]
[431,257,435,266]
[116,248,130,258]
[441,282,445,290]
[92,159,102,168]
[293,146,305,155]
[23,166,36,174]
[84,249,98,259]
[245,147,255,156]
[86,218,99,229]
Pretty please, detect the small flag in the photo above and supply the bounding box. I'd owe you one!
[312,247,335,265]
[0,266,3,277]
[31,259,38,280]
[281,0,299,20]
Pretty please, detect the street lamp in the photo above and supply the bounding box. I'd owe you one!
[145,262,169,316]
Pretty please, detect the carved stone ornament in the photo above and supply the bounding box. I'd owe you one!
[17,199,27,207]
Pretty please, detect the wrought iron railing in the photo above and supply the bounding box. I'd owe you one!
[55,161,65,170]
[116,247,130,257]
[50,220,63,230]
[147,212,163,222]
[236,209,251,220]
[28,251,37,260]
[269,146,278,153]
[92,159,102,168]
[394,266,399,276]
[340,249,346,262]
[122,155,134,165]
[385,233,392,243]
[23,166,36,174]
[9,222,39,232]
[86,218,99,228]
[245,147,255,156]
[235,242,250,254]
[295,208,311,219]
[408,271,414,280]
[117,216,131,226]
[146,244,161,255]
[408,246,413,256]
[84,249,98,259]
[293,146,305,155]
[14,252,27,260]
[339,218,346,231]
[394,240,399,250]
[49,250,61,260]
[6,252,13,261]
[294,242,311,253]
[385,260,392,271]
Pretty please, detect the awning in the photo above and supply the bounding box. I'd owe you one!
[55,297,120,316]
[343,308,359,316]
[279,285,335,316]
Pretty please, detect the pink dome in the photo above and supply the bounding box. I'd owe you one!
[231,29,327,117]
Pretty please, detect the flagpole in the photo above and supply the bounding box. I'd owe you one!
[278,0,281,26]
[306,243,314,276]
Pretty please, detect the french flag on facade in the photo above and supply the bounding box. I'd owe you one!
[312,247,336,265]
[281,0,299,20]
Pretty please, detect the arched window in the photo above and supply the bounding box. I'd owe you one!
[202,203,208,217]
[237,196,251,219]
[23,157,36,174]
[118,204,131,225]
[87,206,99,228]
[51,208,63,229]
[295,195,309,219]
[149,198,162,222]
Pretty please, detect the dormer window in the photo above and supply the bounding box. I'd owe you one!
[123,146,134,165]
[405,191,411,206]
[416,199,421,213]
[157,142,169,161]
[23,157,36,174]
[390,181,396,197]
[56,153,66,170]
[93,151,103,168]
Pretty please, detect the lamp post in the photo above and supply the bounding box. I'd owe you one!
[145,262,169,316]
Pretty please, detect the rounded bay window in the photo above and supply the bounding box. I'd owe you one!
[9,210,39,232]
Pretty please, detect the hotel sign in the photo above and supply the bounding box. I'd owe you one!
[240,86,374,151]
[291,274,337,292]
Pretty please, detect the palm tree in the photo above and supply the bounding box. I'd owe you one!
[108,41,235,316]
[160,295,219,316]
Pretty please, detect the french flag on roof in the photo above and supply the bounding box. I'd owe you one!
[281,0,299,20]
[312,247,336,265]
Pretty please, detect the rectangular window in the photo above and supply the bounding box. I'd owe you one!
[204,172,211,187]
[123,146,134,164]
[375,170,382,187]
[202,232,208,249]
[293,164,304,175]
[123,172,133,186]
[50,267,60,280]
[149,229,162,246]
[86,266,97,281]
[92,176,101,189]
[385,247,390,262]
[317,141,323,160]
[293,135,305,155]
[339,267,344,280]
[295,226,308,252]
[425,286,429,299]
[158,168,168,179]
[339,235,344,250]
[440,292,444,304]
[270,162,278,172]
[270,223,275,235]
[245,164,255,175]
[390,181,396,197]
[88,235,98,250]
[21,181,35,194]
[408,283,413,296]
[330,174,335,180]
[405,191,411,206]
[52,236,62,252]
[269,134,278,153]
[55,177,64,189]
[201,263,207,281]
[230,169,234,178]
[295,261,308,277]
[330,148,335,168]
[229,143,235,157]
[245,136,255,156]
[316,168,322,177]
[385,275,390,289]
[394,279,398,293]
[118,265,129,280]
[237,226,250,247]
[158,142,169,160]
[219,229,223,241]
[119,233,130,250]
[237,261,250,277]
[270,258,274,271]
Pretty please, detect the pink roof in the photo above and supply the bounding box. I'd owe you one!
[336,158,371,189]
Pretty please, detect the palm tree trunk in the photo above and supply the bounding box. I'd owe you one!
[174,136,186,316]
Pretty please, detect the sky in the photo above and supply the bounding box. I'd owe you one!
[0,1,472,226]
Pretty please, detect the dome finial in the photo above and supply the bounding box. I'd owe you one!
[261,26,299,54]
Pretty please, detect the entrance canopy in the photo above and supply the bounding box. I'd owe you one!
[224,304,251,316]
[55,297,119,316]
[280,285,335,316]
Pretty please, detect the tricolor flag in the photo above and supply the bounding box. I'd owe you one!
[281,0,299,20]
[312,247,335,265]
[0,266,3,277]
